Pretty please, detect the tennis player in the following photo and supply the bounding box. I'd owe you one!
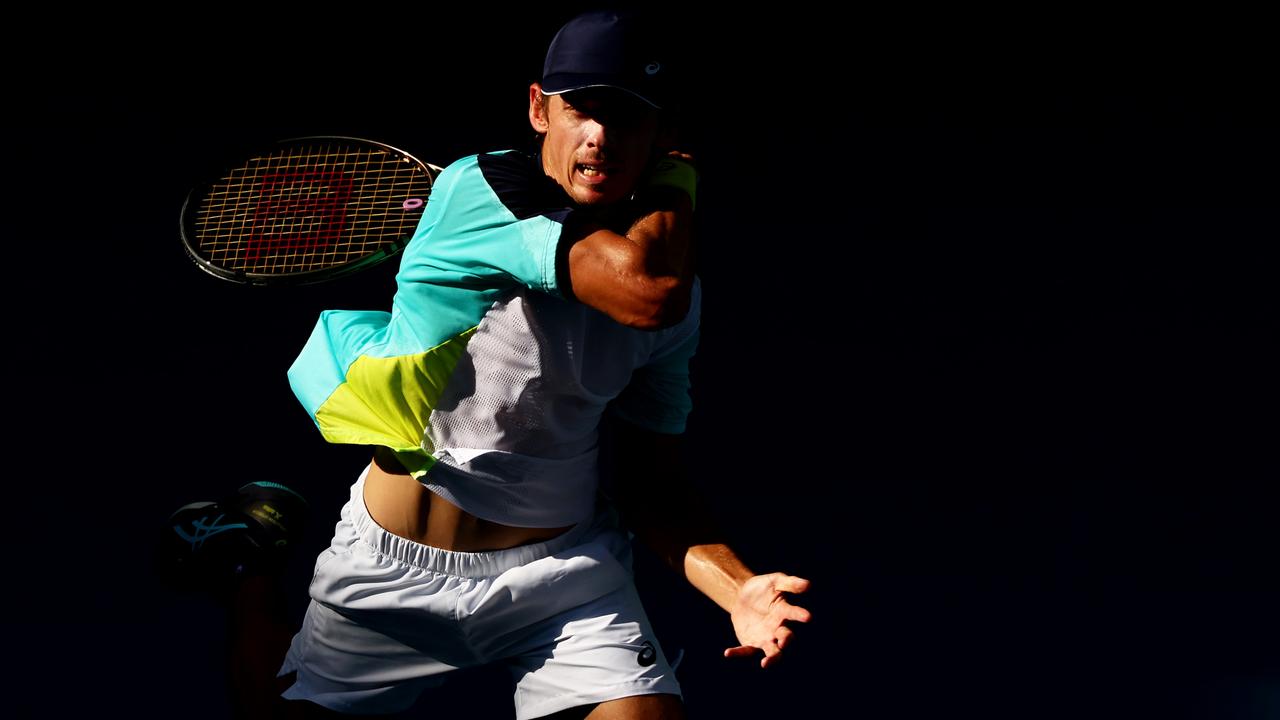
[267,10,812,719]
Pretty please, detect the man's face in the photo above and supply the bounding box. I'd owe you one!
[529,84,660,207]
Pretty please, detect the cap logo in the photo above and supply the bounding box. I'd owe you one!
[645,62,661,75]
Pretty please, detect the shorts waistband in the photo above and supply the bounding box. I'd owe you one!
[348,465,597,579]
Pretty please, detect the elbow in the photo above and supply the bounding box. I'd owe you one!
[621,275,692,331]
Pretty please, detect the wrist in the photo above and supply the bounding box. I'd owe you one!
[644,157,697,210]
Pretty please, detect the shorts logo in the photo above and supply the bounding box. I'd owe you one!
[637,640,657,667]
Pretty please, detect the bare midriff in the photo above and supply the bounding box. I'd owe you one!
[361,447,575,552]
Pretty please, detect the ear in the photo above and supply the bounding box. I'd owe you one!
[528,83,550,134]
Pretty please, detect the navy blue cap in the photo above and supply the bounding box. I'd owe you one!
[541,10,668,109]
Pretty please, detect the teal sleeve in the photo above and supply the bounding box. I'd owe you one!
[396,154,565,300]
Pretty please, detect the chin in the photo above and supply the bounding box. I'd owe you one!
[573,186,626,207]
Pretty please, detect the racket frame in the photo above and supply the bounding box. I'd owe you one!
[180,136,443,286]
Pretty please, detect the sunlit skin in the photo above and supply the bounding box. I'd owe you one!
[529,83,661,207]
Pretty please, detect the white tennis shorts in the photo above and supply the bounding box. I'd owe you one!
[277,466,681,718]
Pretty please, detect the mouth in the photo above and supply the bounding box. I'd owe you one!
[575,162,619,185]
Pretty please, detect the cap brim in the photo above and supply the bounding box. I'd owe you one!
[540,81,661,109]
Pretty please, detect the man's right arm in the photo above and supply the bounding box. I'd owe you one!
[559,186,695,330]
[604,416,813,669]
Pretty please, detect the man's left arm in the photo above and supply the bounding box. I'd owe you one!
[604,418,813,669]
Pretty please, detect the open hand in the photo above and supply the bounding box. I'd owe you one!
[724,573,812,669]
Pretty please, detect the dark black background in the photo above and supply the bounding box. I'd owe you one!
[12,5,1277,718]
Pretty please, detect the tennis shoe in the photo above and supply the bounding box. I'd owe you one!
[158,482,308,591]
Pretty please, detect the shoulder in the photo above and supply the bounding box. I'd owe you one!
[432,153,482,193]
[437,150,574,222]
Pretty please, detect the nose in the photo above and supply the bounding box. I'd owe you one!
[583,118,613,149]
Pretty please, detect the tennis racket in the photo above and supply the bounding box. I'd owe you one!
[180,136,444,286]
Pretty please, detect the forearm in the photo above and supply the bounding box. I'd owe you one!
[609,421,755,612]
[683,542,755,613]
[623,188,695,283]
[564,189,694,330]
[626,507,754,612]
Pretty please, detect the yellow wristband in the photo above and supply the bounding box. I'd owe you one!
[646,158,697,210]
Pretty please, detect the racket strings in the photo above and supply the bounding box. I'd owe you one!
[192,143,432,274]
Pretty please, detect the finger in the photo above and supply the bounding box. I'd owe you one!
[723,645,756,659]
[782,603,813,623]
[761,637,781,661]
[775,575,811,594]
[775,625,794,650]
[761,634,791,669]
